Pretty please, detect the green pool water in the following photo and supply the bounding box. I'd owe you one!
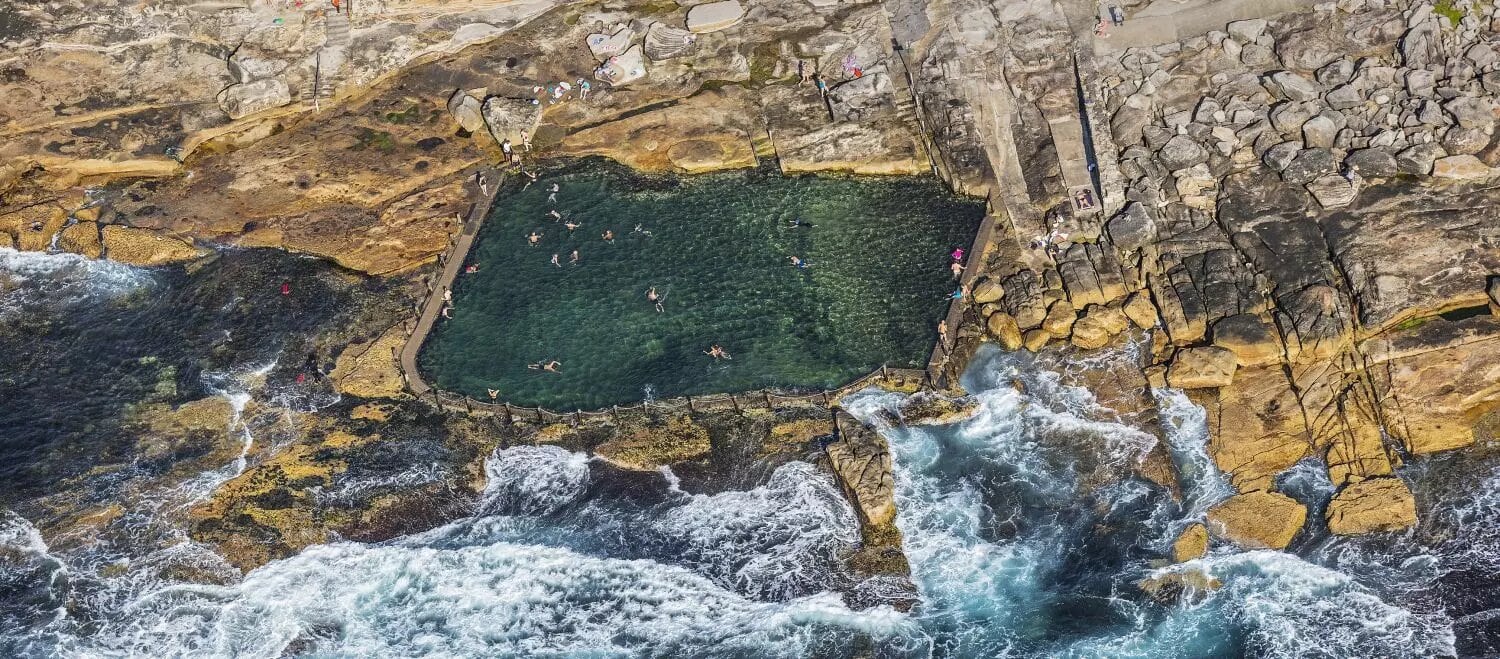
[418,160,985,409]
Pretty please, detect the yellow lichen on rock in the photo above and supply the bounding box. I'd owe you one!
[594,415,712,470]
[329,326,408,399]
[101,225,207,266]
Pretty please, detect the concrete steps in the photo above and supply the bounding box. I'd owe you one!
[303,12,350,110]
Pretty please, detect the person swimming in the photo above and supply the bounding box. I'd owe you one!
[528,231,542,246]
[788,217,815,229]
[602,229,615,243]
[789,256,810,269]
[529,360,561,372]
[633,224,653,237]
[551,253,561,267]
[548,210,562,220]
[466,264,480,273]
[487,388,500,400]
[647,286,665,312]
[569,250,579,264]
[564,221,581,232]
[704,345,732,360]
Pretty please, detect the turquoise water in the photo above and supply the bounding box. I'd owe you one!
[418,161,985,409]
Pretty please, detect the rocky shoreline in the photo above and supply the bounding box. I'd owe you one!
[3,0,1500,616]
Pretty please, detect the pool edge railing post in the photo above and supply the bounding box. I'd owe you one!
[504,402,513,425]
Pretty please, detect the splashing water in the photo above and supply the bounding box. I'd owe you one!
[0,248,154,319]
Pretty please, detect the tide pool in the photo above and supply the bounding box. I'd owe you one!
[418,161,985,409]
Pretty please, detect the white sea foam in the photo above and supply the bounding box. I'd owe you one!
[480,444,593,516]
[653,461,860,601]
[0,248,153,318]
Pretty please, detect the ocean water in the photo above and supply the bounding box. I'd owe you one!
[4,252,1500,656]
[418,161,985,409]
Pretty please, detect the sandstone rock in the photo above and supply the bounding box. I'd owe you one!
[686,0,745,33]
[586,25,634,60]
[1316,59,1355,87]
[1305,174,1359,209]
[101,226,206,266]
[1160,135,1209,170]
[1172,523,1209,562]
[828,413,896,526]
[446,89,485,134]
[1240,43,1277,68]
[1167,347,1238,388]
[1023,329,1051,352]
[597,44,648,86]
[219,78,291,120]
[897,392,980,425]
[1396,143,1445,175]
[596,415,711,471]
[1431,154,1494,179]
[1206,491,1306,550]
[1281,148,1338,185]
[644,22,698,61]
[482,96,543,145]
[1325,477,1418,535]
[666,140,734,172]
[58,221,102,258]
[1107,202,1156,253]
[1343,148,1398,177]
[1491,277,1500,316]
[973,278,1005,304]
[1042,300,1077,337]
[1211,314,1281,367]
[1277,30,1341,71]
[1123,292,1159,329]
[1070,314,1113,350]
[329,325,407,399]
[1209,366,1311,491]
[1267,71,1321,102]
[987,312,1024,350]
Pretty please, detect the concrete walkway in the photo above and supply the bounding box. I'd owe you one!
[1097,0,1320,50]
[399,166,502,396]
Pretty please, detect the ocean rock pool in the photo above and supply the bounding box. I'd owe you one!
[417,160,986,409]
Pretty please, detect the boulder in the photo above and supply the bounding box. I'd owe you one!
[1206,491,1306,550]
[1490,277,1500,316]
[1262,141,1301,172]
[482,96,543,145]
[1281,148,1338,185]
[1301,115,1337,149]
[1395,143,1445,175]
[1324,84,1363,110]
[1444,96,1498,130]
[101,226,206,266]
[1441,126,1490,156]
[987,312,1024,350]
[1159,135,1209,170]
[1070,314,1113,350]
[686,0,745,33]
[446,89,485,134]
[1172,523,1209,562]
[897,392,981,425]
[1432,154,1494,180]
[1167,346,1238,388]
[1270,102,1316,137]
[596,44,648,86]
[586,25,634,60]
[1106,201,1156,253]
[1211,314,1281,367]
[973,278,1005,304]
[1343,148,1398,177]
[1226,18,1268,43]
[1305,174,1359,209]
[827,412,897,526]
[644,22,698,61]
[1266,71,1321,102]
[218,78,291,120]
[1277,30,1341,71]
[1123,292,1160,329]
[1022,329,1051,352]
[1325,477,1418,535]
[1316,59,1355,87]
[1041,300,1077,337]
